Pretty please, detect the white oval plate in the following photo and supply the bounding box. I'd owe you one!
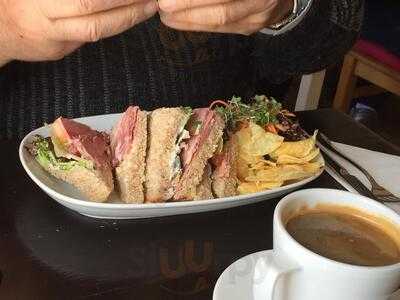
[19,113,324,219]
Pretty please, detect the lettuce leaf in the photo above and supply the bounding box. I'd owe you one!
[31,135,93,171]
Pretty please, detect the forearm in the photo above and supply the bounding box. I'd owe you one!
[253,0,364,83]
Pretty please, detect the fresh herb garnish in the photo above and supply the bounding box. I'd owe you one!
[214,95,282,131]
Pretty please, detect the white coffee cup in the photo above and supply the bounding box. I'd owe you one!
[253,188,400,300]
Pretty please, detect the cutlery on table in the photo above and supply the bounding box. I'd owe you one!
[317,132,400,203]
[321,151,379,201]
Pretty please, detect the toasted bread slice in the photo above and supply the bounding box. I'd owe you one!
[145,108,191,203]
[43,164,113,202]
[212,136,239,198]
[194,164,214,200]
[114,110,147,203]
[174,113,225,201]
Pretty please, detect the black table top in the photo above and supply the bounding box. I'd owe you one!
[1,109,399,300]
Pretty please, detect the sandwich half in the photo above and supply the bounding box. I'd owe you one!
[111,106,147,203]
[211,135,239,198]
[173,108,225,201]
[30,117,114,202]
[145,107,192,202]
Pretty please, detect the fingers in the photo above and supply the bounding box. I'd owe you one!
[43,42,84,61]
[160,0,269,27]
[38,0,149,19]
[159,0,232,13]
[159,0,285,36]
[243,9,273,26]
[50,1,158,42]
[160,17,263,35]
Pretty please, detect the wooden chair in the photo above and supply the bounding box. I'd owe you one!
[333,39,400,113]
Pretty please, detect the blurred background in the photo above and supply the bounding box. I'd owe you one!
[285,0,400,149]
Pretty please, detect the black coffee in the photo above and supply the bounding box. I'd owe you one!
[286,208,400,267]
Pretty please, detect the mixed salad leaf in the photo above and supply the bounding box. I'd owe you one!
[29,135,93,171]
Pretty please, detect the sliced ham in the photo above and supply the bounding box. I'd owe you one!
[180,108,216,169]
[211,137,237,178]
[53,117,90,155]
[53,117,111,168]
[211,149,231,178]
[72,133,111,168]
[110,106,139,167]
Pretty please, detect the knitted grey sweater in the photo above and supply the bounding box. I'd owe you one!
[0,0,363,139]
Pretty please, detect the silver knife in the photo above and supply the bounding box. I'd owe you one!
[322,151,380,202]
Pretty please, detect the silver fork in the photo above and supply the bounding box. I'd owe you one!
[318,133,400,203]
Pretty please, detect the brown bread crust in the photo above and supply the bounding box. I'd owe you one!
[114,111,147,203]
[44,164,113,202]
[194,164,213,200]
[145,108,189,203]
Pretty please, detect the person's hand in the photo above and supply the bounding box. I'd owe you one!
[158,0,293,35]
[0,0,158,66]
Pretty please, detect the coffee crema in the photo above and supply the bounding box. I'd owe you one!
[285,204,400,267]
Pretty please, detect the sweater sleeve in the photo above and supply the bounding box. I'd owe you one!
[252,0,364,83]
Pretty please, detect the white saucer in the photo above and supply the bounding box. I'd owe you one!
[214,250,400,300]
[213,250,273,300]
